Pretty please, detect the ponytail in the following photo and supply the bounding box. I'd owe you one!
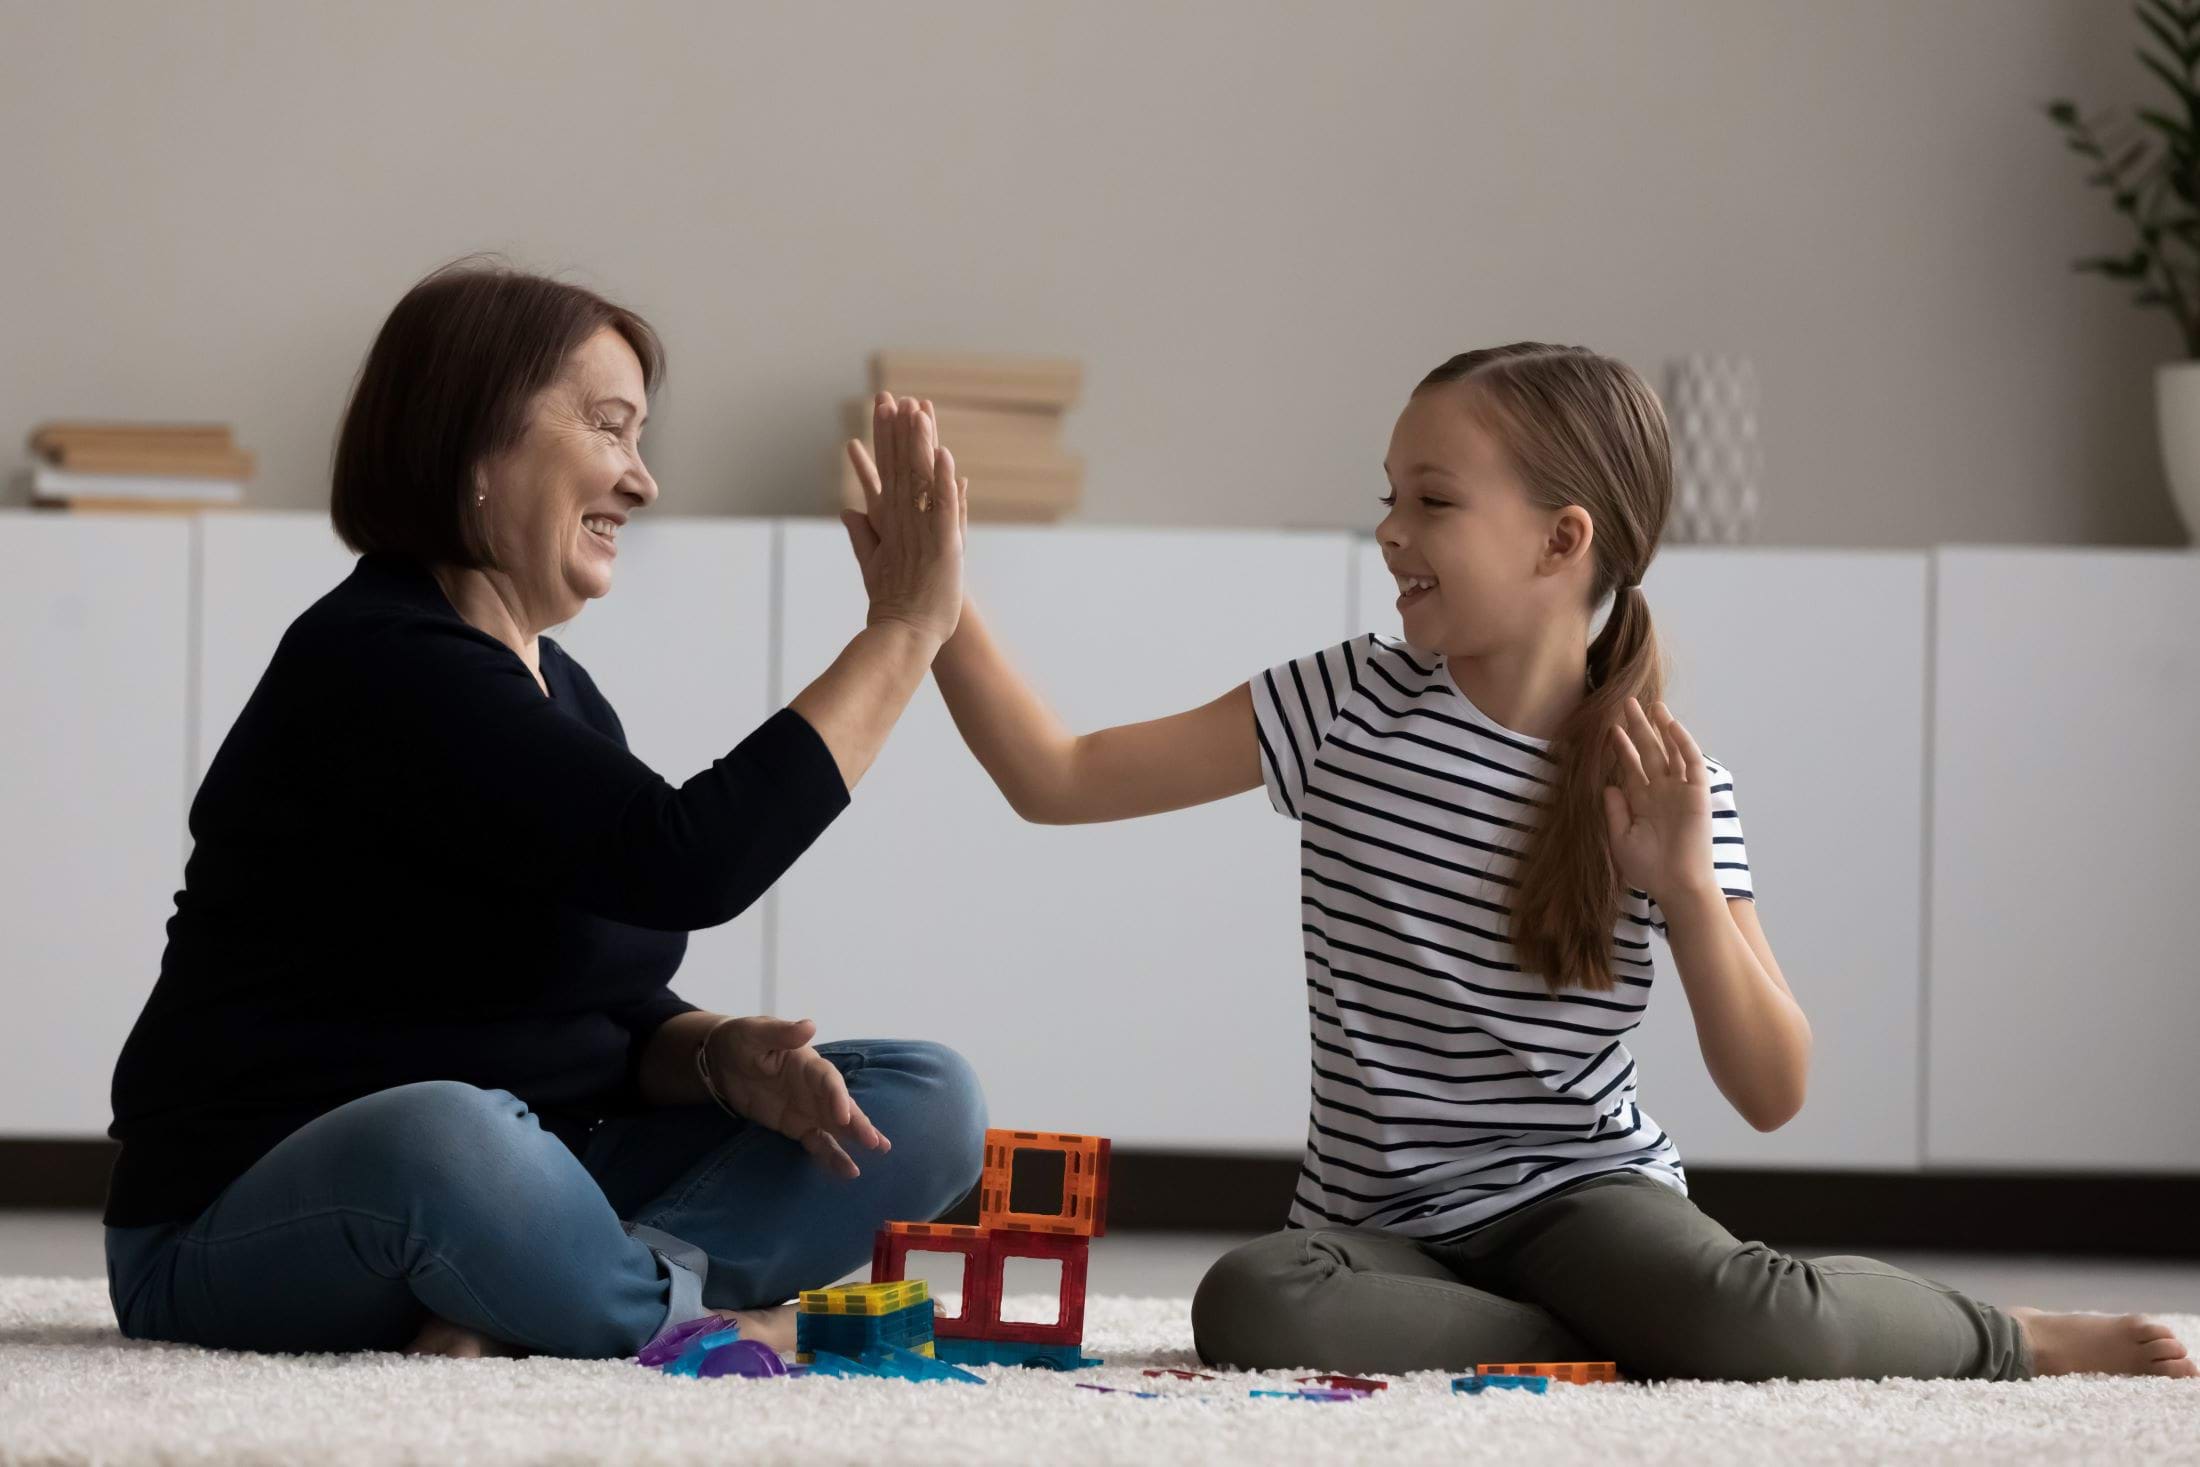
[1509,582,1664,993]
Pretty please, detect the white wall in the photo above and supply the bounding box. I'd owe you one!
[0,0,2178,549]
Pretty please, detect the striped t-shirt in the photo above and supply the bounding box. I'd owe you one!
[1251,634,1754,1242]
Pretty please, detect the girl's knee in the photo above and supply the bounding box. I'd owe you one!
[1191,1231,1312,1369]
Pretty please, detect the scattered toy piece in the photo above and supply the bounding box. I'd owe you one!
[696,1338,788,1379]
[1453,1374,1549,1395]
[1475,1360,1622,1385]
[1296,1373,1387,1393]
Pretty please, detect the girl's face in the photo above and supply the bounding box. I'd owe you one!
[476,327,660,631]
[1377,382,1591,657]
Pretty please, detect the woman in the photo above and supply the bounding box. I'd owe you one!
[103,259,980,1360]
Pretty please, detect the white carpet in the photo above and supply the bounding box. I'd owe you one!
[3,1278,2196,1466]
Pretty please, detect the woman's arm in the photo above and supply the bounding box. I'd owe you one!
[791,395,966,791]
[930,595,1263,824]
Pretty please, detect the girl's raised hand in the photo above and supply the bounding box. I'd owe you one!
[1604,698,1717,908]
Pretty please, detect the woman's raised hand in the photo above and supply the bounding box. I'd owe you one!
[840,394,966,647]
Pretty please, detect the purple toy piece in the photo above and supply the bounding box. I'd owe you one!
[636,1315,732,1368]
[697,1339,789,1379]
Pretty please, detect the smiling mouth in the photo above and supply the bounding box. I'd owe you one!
[582,515,620,550]
[1394,573,1437,607]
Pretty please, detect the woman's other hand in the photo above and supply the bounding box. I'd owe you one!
[705,1016,891,1177]
[840,394,966,647]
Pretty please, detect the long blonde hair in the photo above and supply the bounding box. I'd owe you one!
[1415,344,1673,994]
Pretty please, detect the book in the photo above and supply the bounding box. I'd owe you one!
[34,496,239,515]
[42,444,256,480]
[32,463,244,504]
[837,442,1080,522]
[870,352,1082,412]
[840,397,1075,475]
[31,422,235,457]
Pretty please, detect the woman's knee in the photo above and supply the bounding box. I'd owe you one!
[1191,1231,1315,1369]
[858,1040,987,1214]
[323,1081,551,1215]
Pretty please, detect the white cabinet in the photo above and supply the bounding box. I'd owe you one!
[0,513,192,1136]
[1925,549,2200,1172]
[7,514,2194,1173]
[1356,541,1931,1169]
[195,513,358,783]
[544,518,775,1019]
[1631,551,1929,1169]
[774,524,1355,1149]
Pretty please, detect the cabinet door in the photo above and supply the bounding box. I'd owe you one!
[545,518,775,1019]
[1357,541,1930,1169]
[1926,549,2200,1171]
[775,523,1354,1148]
[0,513,191,1136]
[196,512,357,784]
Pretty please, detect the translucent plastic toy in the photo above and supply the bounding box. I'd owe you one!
[635,1315,731,1369]
[803,1344,985,1386]
[696,1339,790,1379]
[1453,1373,1549,1395]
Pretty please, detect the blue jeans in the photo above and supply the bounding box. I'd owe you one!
[105,1039,986,1359]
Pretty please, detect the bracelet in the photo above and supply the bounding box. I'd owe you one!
[695,1016,742,1118]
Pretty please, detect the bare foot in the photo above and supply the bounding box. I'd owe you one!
[405,1314,524,1358]
[710,1304,796,1355]
[2009,1307,2197,1379]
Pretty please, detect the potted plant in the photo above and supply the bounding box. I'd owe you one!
[2048,0,2200,539]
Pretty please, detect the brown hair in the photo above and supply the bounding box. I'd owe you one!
[1416,344,1672,994]
[330,256,664,568]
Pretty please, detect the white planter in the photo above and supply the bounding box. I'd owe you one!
[2152,361,2200,541]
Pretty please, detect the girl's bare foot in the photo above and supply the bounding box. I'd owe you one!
[2009,1307,2197,1379]
[710,1304,796,1355]
[404,1314,524,1358]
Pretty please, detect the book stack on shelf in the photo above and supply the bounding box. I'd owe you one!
[29,422,252,512]
[839,352,1082,522]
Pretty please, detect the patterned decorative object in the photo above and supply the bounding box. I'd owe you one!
[1664,354,1763,544]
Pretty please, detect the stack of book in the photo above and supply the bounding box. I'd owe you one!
[29,422,252,512]
[839,352,1082,522]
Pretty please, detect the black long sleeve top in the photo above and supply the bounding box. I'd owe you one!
[103,550,849,1227]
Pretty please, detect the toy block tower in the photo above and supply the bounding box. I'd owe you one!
[795,1280,937,1365]
[871,1128,1110,1370]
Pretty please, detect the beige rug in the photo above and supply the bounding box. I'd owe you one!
[2,1278,2195,1465]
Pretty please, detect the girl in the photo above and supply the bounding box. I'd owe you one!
[841,345,2194,1384]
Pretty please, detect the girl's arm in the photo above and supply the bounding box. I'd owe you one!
[1657,890,1812,1132]
[931,596,1264,824]
[1611,697,1812,1132]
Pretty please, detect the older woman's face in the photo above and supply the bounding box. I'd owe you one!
[479,327,658,627]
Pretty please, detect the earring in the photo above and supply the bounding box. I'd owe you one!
[476,493,485,505]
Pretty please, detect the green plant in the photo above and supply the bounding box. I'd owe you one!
[2048,0,2200,356]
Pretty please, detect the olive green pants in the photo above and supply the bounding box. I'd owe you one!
[1191,1171,2031,1381]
